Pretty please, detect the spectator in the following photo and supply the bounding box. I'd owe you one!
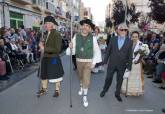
[22,41,34,63]
[154,44,165,83]
[10,28,18,41]
[0,39,12,75]
[19,25,27,41]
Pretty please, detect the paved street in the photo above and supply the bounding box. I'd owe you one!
[0,55,165,114]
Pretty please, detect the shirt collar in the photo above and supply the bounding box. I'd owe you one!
[118,36,126,39]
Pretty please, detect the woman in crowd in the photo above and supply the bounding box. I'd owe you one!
[155,44,165,88]
[122,31,150,96]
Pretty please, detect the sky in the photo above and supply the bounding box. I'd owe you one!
[81,0,112,26]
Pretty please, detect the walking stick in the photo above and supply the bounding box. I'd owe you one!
[69,49,73,107]
[37,6,44,97]
[69,0,73,108]
[125,78,128,97]
[37,49,44,98]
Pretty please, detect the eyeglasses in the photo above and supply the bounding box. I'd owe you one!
[119,29,127,31]
[132,36,139,38]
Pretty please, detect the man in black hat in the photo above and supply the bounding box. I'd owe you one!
[66,19,102,107]
[38,15,64,97]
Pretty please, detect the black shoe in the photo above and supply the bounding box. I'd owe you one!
[162,108,165,113]
[100,91,106,98]
[115,95,122,102]
[53,90,60,97]
[73,68,76,71]
[146,72,152,75]
[159,86,165,89]
[147,75,153,78]
[152,80,162,83]
[37,88,47,97]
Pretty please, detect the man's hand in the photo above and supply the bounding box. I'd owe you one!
[39,42,44,50]
[69,42,73,49]
[91,64,95,69]
[123,69,130,79]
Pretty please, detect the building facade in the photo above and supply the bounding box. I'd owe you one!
[79,1,84,20]
[105,3,111,19]
[0,0,81,30]
[0,0,49,29]
[129,0,150,13]
[83,7,92,19]
[79,1,93,20]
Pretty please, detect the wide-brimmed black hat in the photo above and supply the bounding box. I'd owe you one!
[80,19,95,30]
[44,16,58,26]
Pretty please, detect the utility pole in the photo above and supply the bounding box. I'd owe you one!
[69,0,73,108]
[124,0,128,23]
[2,0,5,27]
[70,0,73,40]
[0,0,7,27]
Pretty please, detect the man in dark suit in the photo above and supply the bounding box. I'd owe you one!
[100,23,133,102]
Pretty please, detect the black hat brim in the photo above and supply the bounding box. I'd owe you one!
[80,19,95,30]
[44,16,58,26]
[53,21,58,26]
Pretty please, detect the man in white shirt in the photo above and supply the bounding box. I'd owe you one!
[66,19,102,107]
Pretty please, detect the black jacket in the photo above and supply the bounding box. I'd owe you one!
[104,36,133,71]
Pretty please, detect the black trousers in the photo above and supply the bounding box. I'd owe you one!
[103,67,125,96]
[72,55,77,69]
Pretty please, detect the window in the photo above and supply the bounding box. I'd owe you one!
[10,11,24,29]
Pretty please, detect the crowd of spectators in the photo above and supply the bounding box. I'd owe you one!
[0,25,41,78]
[141,31,165,89]
[0,25,69,79]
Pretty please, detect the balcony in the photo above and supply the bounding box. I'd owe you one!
[11,0,32,5]
[32,0,40,5]
[31,0,43,11]
[45,1,56,14]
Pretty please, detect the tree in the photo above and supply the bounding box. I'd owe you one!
[128,4,141,23]
[105,17,112,28]
[149,0,165,23]
[112,0,125,26]
[112,0,140,26]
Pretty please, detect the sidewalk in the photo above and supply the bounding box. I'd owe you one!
[0,63,39,92]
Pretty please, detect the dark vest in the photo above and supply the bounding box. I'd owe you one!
[76,33,93,59]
